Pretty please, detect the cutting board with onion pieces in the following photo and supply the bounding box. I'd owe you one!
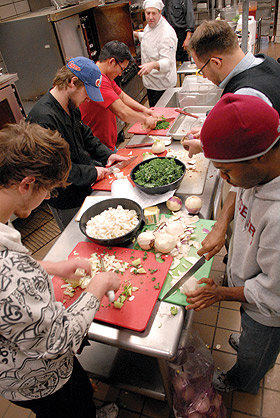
[52,241,172,331]
[92,148,166,191]
[134,217,215,306]
[166,149,209,195]
[127,107,178,135]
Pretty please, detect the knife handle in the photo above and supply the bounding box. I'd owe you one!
[107,290,115,302]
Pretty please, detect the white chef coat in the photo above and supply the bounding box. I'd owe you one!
[138,16,177,91]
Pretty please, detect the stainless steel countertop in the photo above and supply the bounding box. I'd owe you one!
[45,86,220,360]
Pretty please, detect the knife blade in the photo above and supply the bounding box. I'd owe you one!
[100,257,115,302]
[125,143,154,149]
[107,155,138,174]
[160,256,205,300]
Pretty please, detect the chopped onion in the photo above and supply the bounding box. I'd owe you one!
[185,195,202,214]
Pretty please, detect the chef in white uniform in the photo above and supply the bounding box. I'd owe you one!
[134,0,177,107]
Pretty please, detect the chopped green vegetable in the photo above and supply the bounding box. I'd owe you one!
[137,267,146,274]
[151,277,156,281]
[143,251,148,260]
[149,268,158,273]
[133,158,184,188]
[132,258,141,267]
[170,306,178,316]
[114,301,124,309]
[154,283,160,289]
[154,116,170,130]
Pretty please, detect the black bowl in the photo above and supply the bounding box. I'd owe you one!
[130,157,186,195]
[79,198,144,246]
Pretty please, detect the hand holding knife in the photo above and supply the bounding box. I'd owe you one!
[100,257,115,302]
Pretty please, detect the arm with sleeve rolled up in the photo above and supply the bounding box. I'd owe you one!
[197,190,236,260]
[109,95,157,129]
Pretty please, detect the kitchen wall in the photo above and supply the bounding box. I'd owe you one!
[276,2,280,42]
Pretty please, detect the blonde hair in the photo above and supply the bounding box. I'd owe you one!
[0,121,71,191]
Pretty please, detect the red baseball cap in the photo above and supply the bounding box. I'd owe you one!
[201,93,280,162]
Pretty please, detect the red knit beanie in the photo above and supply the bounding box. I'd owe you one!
[200,93,280,162]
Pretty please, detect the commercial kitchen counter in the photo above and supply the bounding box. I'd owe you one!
[44,87,220,413]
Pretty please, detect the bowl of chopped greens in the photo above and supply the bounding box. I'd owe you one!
[130,157,186,195]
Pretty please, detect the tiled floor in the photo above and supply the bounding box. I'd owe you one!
[2,40,280,418]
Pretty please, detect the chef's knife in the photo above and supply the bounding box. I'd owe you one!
[100,257,115,302]
[160,255,206,300]
[125,143,154,149]
[107,155,138,174]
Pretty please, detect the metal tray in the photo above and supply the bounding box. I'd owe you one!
[167,106,213,140]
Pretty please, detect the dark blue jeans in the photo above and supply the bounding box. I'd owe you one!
[12,357,96,418]
[227,308,280,394]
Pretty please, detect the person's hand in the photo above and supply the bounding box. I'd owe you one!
[138,62,156,76]
[106,154,129,167]
[144,115,157,129]
[86,271,121,301]
[40,258,91,279]
[197,223,227,260]
[181,136,202,158]
[187,126,202,139]
[185,278,220,311]
[96,166,110,181]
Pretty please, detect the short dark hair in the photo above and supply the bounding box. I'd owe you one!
[188,20,239,60]
[98,40,132,63]
[0,121,71,191]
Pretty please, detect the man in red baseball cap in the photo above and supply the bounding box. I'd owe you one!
[185,93,280,394]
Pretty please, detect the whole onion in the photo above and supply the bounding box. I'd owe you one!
[137,231,155,250]
[166,196,182,211]
[154,233,176,253]
[185,196,202,214]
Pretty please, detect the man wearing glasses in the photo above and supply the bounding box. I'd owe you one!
[182,19,280,157]
[80,41,157,152]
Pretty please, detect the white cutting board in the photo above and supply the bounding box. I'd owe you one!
[166,150,209,195]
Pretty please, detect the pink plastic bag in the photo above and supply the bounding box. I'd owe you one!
[168,329,226,418]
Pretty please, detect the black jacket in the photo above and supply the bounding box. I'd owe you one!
[27,92,112,209]
[222,54,280,115]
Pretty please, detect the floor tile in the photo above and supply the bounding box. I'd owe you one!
[217,308,241,332]
[193,305,219,326]
[118,390,144,413]
[211,255,226,272]
[3,403,32,418]
[212,349,237,372]
[231,412,259,418]
[191,323,216,348]
[209,269,226,286]
[262,388,280,417]
[93,382,120,403]
[213,328,237,354]
[0,397,10,416]
[141,397,170,418]
[220,301,241,311]
[232,390,262,416]
[264,363,280,391]
[117,409,140,418]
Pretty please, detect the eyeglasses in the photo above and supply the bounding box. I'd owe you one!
[197,57,222,76]
[115,58,126,73]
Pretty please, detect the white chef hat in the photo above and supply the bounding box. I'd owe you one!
[143,0,164,10]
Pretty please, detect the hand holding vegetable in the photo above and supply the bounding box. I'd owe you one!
[40,258,91,280]
[185,277,220,311]
[181,135,202,158]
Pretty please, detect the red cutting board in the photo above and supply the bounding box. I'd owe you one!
[92,147,166,191]
[127,107,178,135]
[52,242,173,332]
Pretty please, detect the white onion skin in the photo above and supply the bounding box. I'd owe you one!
[185,196,202,214]
[166,196,182,211]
